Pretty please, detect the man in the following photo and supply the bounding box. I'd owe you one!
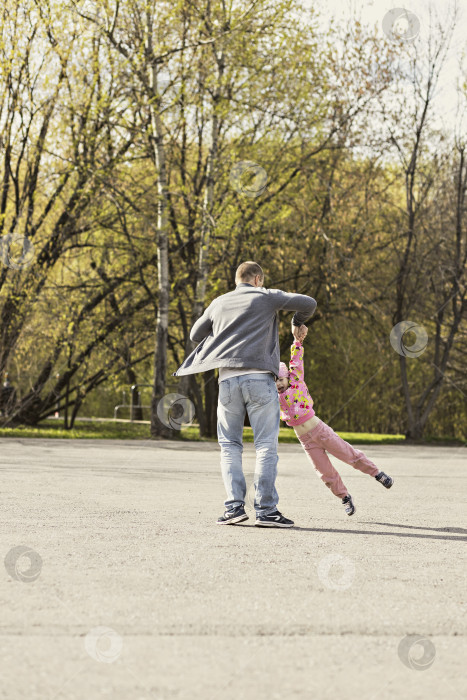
[175,261,317,527]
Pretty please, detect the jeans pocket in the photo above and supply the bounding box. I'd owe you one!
[218,380,231,406]
[247,378,272,406]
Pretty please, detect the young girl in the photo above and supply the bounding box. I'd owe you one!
[276,326,393,515]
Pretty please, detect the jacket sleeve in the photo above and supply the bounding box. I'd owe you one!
[269,289,317,326]
[289,340,304,382]
[190,307,213,343]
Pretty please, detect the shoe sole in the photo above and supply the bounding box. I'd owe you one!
[216,514,249,525]
[254,521,294,528]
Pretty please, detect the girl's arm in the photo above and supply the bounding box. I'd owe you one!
[289,340,304,383]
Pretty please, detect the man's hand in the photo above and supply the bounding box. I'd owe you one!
[292,323,308,342]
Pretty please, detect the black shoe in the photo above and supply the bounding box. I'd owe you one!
[255,510,294,528]
[216,504,248,525]
[375,471,394,489]
[342,494,356,516]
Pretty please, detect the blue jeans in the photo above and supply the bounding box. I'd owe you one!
[217,373,280,516]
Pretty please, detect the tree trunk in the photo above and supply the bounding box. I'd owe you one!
[64,378,70,429]
[179,72,221,436]
[124,365,143,421]
[405,416,425,441]
[203,370,218,438]
[188,375,207,436]
[69,396,82,429]
[147,16,171,439]
[130,386,143,422]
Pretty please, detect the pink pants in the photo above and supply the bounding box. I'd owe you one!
[297,420,379,499]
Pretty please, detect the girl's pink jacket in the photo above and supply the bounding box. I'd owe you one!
[278,340,315,426]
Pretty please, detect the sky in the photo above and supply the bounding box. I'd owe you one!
[302,0,467,134]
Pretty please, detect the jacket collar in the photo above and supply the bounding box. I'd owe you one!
[236,283,254,288]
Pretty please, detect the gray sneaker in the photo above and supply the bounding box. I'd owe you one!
[255,510,294,528]
[342,494,356,516]
[217,505,248,525]
[375,471,394,489]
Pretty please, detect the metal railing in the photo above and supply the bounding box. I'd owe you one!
[113,383,153,422]
[113,404,151,420]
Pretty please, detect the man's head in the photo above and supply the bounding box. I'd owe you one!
[235,261,264,287]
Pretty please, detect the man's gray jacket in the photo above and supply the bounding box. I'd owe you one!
[174,283,317,377]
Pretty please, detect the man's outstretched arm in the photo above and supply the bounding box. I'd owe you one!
[271,290,317,326]
[190,308,213,343]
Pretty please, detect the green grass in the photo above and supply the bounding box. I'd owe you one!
[181,426,406,444]
[0,419,407,444]
[0,419,151,440]
[0,419,462,444]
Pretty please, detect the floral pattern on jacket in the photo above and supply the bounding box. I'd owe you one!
[278,340,315,426]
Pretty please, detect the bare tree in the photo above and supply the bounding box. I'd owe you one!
[379,14,466,439]
[0,0,155,426]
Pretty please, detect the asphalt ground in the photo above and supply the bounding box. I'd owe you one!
[1,438,466,700]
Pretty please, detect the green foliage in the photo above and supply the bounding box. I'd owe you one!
[0,0,465,439]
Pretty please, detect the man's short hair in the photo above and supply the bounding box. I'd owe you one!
[235,261,264,284]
